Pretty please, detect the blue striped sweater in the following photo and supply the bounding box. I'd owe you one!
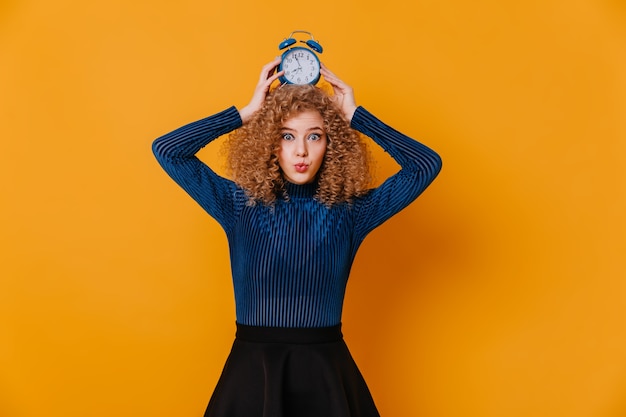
[152,106,442,327]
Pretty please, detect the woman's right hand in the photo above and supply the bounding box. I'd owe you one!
[238,57,284,124]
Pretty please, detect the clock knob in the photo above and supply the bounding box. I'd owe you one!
[305,40,323,53]
[278,38,297,50]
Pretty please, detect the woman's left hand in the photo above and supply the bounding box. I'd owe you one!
[321,63,358,122]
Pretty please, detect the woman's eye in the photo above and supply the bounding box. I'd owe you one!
[308,133,321,141]
[282,133,295,141]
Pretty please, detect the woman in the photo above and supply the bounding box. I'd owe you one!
[152,57,442,417]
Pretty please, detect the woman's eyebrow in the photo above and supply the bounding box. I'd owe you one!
[280,126,324,131]
[303,126,324,132]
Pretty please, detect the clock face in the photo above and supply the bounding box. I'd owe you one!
[280,47,320,85]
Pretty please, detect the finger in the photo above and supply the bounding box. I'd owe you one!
[323,74,347,93]
[262,69,285,90]
[259,57,282,82]
[321,67,346,89]
[264,67,285,85]
[320,63,341,80]
[320,65,334,79]
[320,62,334,74]
[253,70,284,100]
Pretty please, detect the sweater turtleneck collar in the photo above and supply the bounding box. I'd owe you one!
[284,180,318,199]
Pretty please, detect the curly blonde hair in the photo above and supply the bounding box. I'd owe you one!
[225,84,372,206]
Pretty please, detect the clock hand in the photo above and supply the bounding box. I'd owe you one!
[294,56,303,71]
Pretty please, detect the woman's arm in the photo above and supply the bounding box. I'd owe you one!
[350,107,442,241]
[152,58,285,229]
[152,107,243,229]
[321,65,442,241]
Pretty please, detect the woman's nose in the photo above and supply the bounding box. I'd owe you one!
[295,139,308,156]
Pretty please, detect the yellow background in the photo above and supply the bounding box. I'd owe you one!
[2,0,625,416]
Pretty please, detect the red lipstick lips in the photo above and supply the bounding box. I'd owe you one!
[294,163,308,173]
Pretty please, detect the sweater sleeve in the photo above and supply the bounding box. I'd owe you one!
[350,106,442,243]
[151,106,243,231]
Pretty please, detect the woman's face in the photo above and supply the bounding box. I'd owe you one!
[277,110,327,185]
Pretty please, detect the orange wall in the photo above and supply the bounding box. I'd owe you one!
[1,1,625,416]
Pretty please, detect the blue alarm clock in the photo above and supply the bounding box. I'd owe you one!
[278,30,324,85]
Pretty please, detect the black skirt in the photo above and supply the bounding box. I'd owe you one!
[204,323,380,417]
